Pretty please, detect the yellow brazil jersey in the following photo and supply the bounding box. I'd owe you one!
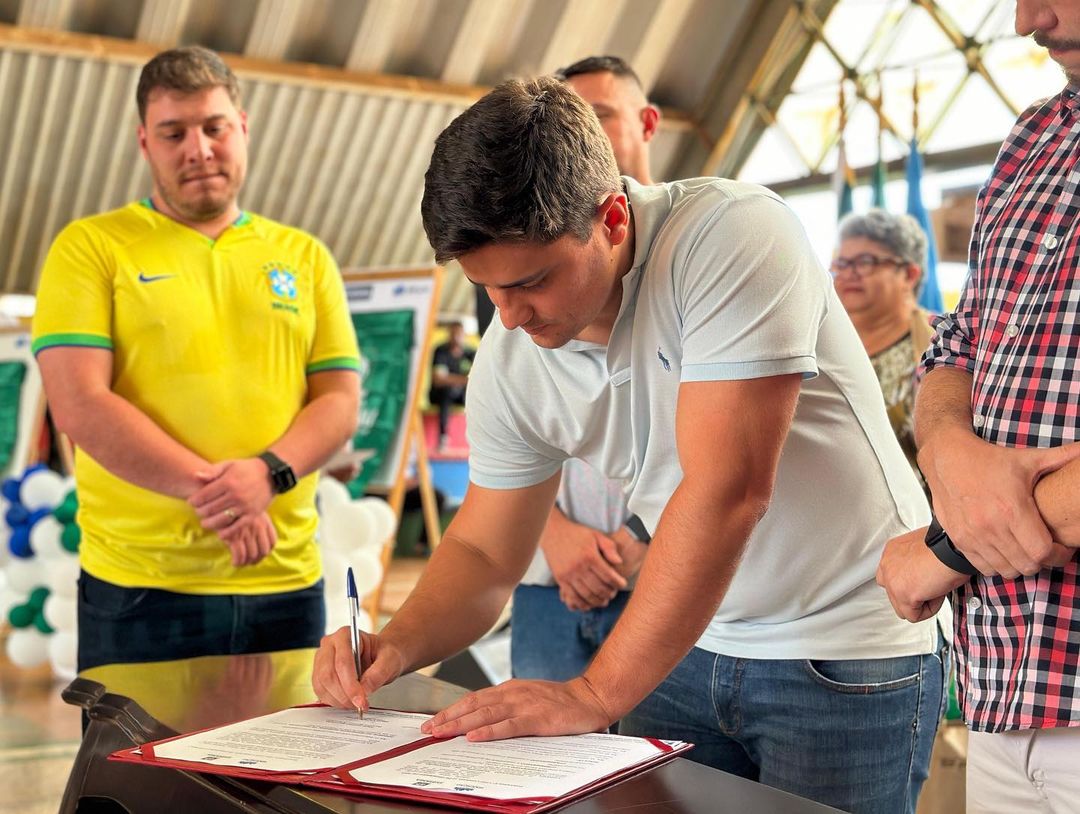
[31,200,360,594]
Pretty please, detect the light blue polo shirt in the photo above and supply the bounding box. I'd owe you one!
[466,177,939,660]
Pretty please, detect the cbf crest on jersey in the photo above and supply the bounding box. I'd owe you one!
[264,263,298,300]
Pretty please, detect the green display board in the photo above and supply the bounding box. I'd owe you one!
[347,310,414,495]
[0,361,27,473]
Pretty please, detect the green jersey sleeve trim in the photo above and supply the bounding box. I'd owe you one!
[32,333,114,355]
[306,357,361,374]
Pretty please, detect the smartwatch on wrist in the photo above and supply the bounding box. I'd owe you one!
[258,451,298,494]
[624,514,651,544]
[924,514,978,576]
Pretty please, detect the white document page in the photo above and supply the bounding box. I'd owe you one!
[150,707,428,773]
[349,733,670,800]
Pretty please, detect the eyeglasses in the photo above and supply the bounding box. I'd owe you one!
[829,253,906,278]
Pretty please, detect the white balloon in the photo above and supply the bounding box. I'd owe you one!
[48,631,77,680]
[0,584,27,617]
[319,501,374,552]
[322,602,375,638]
[316,476,352,511]
[6,557,47,594]
[29,517,64,559]
[20,470,68,511]
[348,548,383,598]
[358,498,397,548]
[43,594,77,632]
[356,609,373,633]
[324,602,351,636]
[46,555,80,599]
[6,628,49,669]
[321,550,349,599]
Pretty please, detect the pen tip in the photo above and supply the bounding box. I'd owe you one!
[346,567,358,598]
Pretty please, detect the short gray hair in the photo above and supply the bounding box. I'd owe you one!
[838,209,928,288]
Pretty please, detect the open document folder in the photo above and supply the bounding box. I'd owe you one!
[109,705,693,813]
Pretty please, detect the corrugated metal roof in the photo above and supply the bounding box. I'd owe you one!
[0,0,830,312]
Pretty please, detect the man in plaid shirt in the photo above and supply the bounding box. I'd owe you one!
[877,1,1080,809]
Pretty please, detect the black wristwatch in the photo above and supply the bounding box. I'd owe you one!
[624,514,651,544]
[258,451,298,494]
[924,514,978,576]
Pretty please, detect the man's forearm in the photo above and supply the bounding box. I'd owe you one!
[266,385,358,478]
[581,479,766,720]
[1033,456,1080,546]
[380,534,519,672]
[59,390,209,498]
[914,367,975,452]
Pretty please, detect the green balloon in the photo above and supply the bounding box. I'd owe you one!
[54,492,78,524]
[28,586,49,610]
[8,603,34,628]
[33,611,54,635]
[61,522,81,552]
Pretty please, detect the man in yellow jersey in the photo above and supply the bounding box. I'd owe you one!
[32,46,361,671]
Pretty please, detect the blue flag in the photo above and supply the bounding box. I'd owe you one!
[906,138,943,312]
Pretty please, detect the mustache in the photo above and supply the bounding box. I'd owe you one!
[1034,32,1080,51]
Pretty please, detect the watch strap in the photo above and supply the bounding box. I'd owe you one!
[924,514,978,576]
[258,451,298,494]
[624,514,651,544]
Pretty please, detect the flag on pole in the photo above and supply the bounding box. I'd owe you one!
[871,75,887,208]
[907,74,943,311]
[834,82,855,219]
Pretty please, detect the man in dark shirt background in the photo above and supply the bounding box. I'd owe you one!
[429,321,474,450]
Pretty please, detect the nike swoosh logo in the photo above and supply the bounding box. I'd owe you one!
[138,272,176,283]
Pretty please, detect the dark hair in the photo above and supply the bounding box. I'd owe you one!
[556,55,644,91]
[136,46,241,122]
[421,76,620,264]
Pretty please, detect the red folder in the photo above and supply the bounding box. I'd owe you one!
[109,705,694,813]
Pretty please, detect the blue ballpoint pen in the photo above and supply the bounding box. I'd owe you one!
[346,567,364,719]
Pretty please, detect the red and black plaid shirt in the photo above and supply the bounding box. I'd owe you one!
[922,85,1080,732]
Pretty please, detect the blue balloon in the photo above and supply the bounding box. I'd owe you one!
[27,507,51,528]
[1,478,20,503]
[8,526,32,558]
[5,503,29,528]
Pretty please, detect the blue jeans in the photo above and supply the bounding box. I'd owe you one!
[510,584,631,681]
[620,644,947,814]
[77,571,326,671]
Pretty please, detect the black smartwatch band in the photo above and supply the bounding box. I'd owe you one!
[624,514,651,544]
[924,514,979,576]
[258,451,298,494]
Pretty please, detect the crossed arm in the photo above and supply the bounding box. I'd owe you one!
[877,366,1080,621]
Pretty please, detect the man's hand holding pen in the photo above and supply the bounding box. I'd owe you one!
[312,625,407,714]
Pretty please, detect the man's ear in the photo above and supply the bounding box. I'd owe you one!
[239,109,249,138]
[598,192,630,246]
[137,124,149,159]
[640,105,660,142]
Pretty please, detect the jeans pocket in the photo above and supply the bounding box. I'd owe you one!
[79,573,152,621]
[802,655,924,694]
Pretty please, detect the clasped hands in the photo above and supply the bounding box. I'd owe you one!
[543,515,647,612]
[877,431,1080,622]
[188,458,277,567]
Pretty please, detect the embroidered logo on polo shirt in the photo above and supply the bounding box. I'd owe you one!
[657,348,671,371]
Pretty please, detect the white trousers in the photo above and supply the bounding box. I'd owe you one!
[967,726,1080,813]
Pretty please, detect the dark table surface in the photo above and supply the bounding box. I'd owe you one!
[62,648,842,813]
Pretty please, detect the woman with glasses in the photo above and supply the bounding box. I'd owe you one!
[831,209,934,496]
